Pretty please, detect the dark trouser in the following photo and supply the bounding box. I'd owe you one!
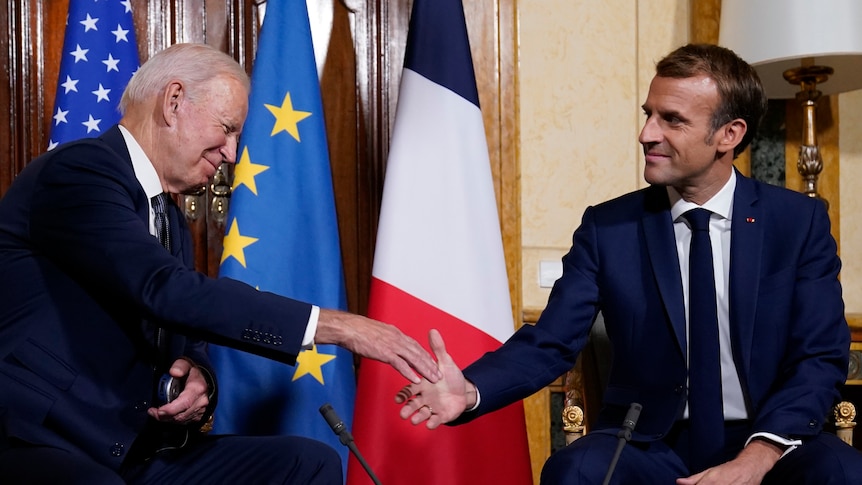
[0,441,126,485]
[541,423,862,484]
[0,434,342,485]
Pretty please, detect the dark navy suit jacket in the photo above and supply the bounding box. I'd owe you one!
[462,171,848,443]
[0,126,313,470]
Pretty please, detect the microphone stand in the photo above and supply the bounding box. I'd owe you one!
[319,403,382,485]
[602,402,642,485]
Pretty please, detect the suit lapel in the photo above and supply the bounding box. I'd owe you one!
[100,125,189,264]
[641,174,762,388]
[728,172,762,381]
[100,125,151,223]
[642,186,687,354]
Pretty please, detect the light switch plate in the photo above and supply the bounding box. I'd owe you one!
[539,260,563,288]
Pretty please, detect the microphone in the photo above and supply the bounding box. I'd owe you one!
[319,403,382,485]
[602,402,642,485]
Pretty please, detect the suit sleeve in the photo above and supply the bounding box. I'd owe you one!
[460,206,601,418]
[749,199,849,439]
[27,141,312,365]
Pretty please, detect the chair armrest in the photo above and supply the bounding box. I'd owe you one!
[834,401,856,446]
[562,403,585,445]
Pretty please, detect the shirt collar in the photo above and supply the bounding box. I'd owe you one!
[667,169,736,222]
[119,124,163,200]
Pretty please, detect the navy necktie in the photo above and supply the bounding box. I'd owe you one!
[150,193,172,367]
[683,208,724,472]
[151,193,171,252]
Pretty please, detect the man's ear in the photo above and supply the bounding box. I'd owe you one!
[716,118,747,155]
[161,81,183,125]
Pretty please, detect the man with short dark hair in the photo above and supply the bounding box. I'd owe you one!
[399,44,862,484]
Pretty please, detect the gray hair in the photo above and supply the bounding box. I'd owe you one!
[120,43,250,113]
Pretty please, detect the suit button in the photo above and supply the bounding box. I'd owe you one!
[133,401,148,411]
[110,442,125,457]
[809,419,818,428]
[674,385,683,394]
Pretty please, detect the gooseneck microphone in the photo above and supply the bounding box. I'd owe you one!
[602,402,643,485]
[319,403,382,485]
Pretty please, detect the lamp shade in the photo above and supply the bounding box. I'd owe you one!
[719,0,862,98]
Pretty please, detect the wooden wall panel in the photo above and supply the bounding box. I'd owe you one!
[321,0,375,316]
[1,0,66,188]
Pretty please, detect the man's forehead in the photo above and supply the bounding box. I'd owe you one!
[651,74,716,91]
[206,77,248,116]
[644,75,718,106]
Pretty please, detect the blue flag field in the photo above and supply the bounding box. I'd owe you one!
[209,0,356,480]
[50,0,139,148]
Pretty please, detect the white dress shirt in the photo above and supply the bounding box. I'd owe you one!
[668,170,800,455]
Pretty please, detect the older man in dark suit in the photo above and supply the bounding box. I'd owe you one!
[0,43,441,484]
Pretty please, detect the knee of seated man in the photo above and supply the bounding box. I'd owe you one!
[296,438,343,482]
[0,443,125,485]
[540,435,617,484]
[314,440,342,469]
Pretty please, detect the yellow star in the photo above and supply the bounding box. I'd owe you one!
[232,146,270,194]
[265,92,312,141]
[220,218,259,267]
[292,345,337,384]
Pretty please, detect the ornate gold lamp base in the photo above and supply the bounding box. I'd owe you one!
[783,64,833,208]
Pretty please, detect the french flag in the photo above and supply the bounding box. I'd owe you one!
[347,0,533,483]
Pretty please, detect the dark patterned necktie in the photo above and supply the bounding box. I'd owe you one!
[151,193,171,252]
[683,208,724,472]
[149,192,173,368]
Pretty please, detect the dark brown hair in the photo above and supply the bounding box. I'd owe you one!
[656,43,767,157]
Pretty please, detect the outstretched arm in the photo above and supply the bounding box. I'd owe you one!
[396,329,475,429]
[315,309,443,384]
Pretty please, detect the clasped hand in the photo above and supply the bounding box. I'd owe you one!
[395,329,473,429]
[147,358,210,425]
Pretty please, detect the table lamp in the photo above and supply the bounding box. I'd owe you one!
[718,0,862,205]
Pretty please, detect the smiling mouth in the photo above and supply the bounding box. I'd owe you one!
[201,158,221,175]
[644,145,671,155]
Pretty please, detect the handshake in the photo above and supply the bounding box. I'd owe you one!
[394,329,473,428]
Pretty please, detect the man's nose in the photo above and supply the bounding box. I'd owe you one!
[222,136,239,164]
[638,117,660,145]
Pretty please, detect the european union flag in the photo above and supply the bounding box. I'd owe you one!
[209,0,355,479]
[50,0,139,149]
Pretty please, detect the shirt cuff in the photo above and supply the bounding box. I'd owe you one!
[301,305,320,348]
[745,432,802,459]
[467,384,481,412]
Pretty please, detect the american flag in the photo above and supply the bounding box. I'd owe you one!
[49,0,139,149]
